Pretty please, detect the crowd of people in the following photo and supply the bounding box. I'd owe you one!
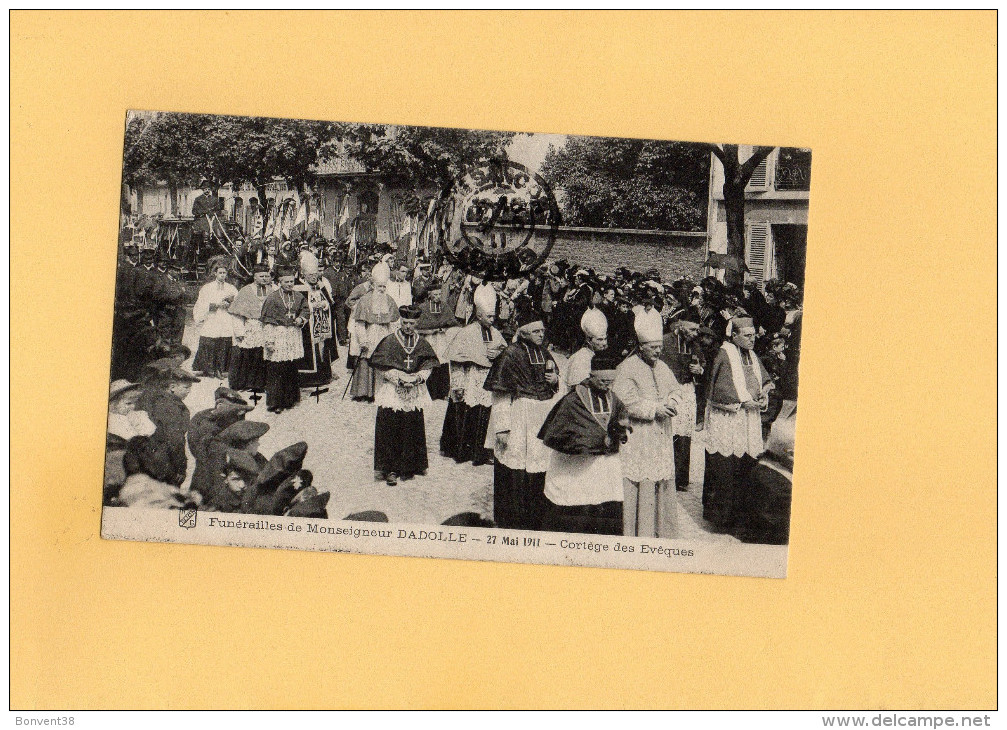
[107,230,802,544]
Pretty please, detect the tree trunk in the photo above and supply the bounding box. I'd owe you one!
[714,144,775,289]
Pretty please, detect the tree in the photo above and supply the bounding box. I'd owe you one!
[538,136,709,231]
[122,112,338,213]
[335,123,516,190]
[703,143,776,287]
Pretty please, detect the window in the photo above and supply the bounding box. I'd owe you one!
[746,157,770,191]
[775,147,812,191]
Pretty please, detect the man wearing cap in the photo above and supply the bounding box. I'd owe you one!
[190,180,222,254]
[347,261,400,401]
[483,302,561,530]
[440,284,506,465]
[702,315,773,533]
[537,351,629,535]
[661,312,705,492]
[228,264,273,391]
[368,305,439,485]
[295,253,338,388]
[187,387,253,499]
[565,307,609,390]
[612,312,685,538]
[194,419,271,508]
[205,449,263,513]
[261,266,309,413]
[138,364,200,468]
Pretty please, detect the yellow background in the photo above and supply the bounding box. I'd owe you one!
[10,11,996,709]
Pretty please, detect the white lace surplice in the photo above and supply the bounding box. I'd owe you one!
[262,324,303,362]
[704,405,764,458]
[612,355,681,483]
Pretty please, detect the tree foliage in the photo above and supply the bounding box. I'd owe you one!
[122,112,337,194]
[122,113,516,200]
[539,137,710,231]
[334,123,516,190]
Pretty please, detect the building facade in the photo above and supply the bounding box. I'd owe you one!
[705,145,811,290]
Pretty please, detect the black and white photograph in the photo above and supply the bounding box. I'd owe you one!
[101,111,809,577]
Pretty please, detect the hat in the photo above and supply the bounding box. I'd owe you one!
[634,310,663,344]
[590,350,622,372]
[727,316,755,337]
[675,309,700,325]
[371,261,390,284]
[217,420,270,446]
[224,449,262,482]
[343,510,389,522]
[254,441,309,493]
[442,512,494,528]
[473,283,497,316]
[109,379,141,400]
[580,307,608,339]
[285,486,330,518]
[398,304,422,320]
[214,387,249,407]
[168,366,200,384]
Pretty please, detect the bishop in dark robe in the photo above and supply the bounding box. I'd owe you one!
[369,305,439,486]
[260,267,309,413]
[537,351,629,536]
[483,304,560,530]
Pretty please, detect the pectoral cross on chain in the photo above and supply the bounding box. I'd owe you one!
[403,353,415,371]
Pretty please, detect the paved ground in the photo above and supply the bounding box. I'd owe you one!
[178,321,737,543]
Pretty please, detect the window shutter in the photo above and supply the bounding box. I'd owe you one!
[746,157,769,191]
[746,223,770,288]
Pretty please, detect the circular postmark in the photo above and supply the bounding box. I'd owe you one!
[433,159,561,281]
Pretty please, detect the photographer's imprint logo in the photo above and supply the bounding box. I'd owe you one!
[179,507,197,529]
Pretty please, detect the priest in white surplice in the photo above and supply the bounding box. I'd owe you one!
[702,315,773,532]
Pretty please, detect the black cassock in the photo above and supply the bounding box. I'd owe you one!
[370,332,439,479]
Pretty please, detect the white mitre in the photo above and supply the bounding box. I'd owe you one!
[473,283,497,316]
[580,307,608,338]
[633,308,663,344]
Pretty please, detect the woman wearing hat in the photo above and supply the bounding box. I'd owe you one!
[702,315,773,533]
[105,380,157,505]
[192,258,239,379]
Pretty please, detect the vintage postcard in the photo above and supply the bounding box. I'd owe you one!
[101,111,809,577]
